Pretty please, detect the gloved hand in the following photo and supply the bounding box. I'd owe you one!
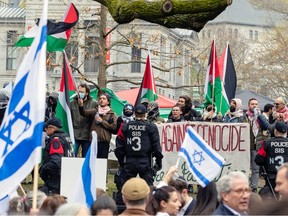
[156,160,162,170]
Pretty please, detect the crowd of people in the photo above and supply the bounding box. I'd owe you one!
[7,82,288,215]
[6,163,288,215]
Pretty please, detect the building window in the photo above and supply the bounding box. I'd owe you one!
[208,30,211,39]
[249,30,253,39]
[254,31,258,40]
[131,33,142,73]
[6,31,18,70]
[131,46,141,73]
[84,36,99,72]
[234,29,238,38]
[160,36,166,66]
[228,28,232,37]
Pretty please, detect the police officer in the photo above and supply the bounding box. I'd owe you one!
[39,118,74,195]
[255,121,288,197]
[114,104,163,205]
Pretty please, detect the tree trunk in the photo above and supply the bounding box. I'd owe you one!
[93,0,232,32]
[98,5,108,88]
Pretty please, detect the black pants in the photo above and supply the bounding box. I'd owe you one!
[259,178,277,199]
[115,157,153,205]
[97,141,110,158]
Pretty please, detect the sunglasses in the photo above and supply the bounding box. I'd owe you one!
[274,103,281,106]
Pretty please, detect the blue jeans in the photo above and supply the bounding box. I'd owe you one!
[74,140,91,158]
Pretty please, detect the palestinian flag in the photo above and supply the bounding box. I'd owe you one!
[15,3,78,52]
[56,52,77,144]
[134,54,158,106]
[204,40,229,115]
[218,43,237,103]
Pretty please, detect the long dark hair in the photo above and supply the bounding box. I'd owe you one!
[178,95,192,114]
[189,181,218,215]
[146,186,176,215]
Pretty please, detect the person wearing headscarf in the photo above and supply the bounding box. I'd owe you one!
[147,101,165,124]
[223,98,247,123]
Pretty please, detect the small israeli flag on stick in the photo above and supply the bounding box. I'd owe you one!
[178,126,225,187]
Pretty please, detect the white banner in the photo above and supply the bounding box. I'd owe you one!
[154,122,250,184]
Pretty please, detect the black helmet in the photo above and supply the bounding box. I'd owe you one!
[123,103,134,117]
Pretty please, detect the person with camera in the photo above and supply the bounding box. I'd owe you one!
[114,104,163,205]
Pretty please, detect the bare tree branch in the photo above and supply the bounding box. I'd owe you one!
[107,78,203,89]
[104,24,120,38]
[70,65,102,94]
[106,60,181,72]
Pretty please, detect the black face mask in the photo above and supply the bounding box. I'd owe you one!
[230,106,236,112]
[207,107,213,112]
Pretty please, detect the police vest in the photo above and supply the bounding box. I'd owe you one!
[265,137,288,174]
[124,121,152,157]
[45,131,75,158]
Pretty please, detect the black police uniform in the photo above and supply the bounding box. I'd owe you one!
[255,136,288,192]
[39,130,74,195]
[114,117,163,204]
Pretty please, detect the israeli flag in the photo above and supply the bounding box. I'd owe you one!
[71,131,97,207]
[179,126,225,187]
[0,0,47,199]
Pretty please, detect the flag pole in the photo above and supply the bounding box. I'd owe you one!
[32,163,39,210]
[211,37,216,116]
[175,157,180,169]
[18,184,26,196]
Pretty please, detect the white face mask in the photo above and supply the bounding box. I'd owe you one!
[79,92,86,99]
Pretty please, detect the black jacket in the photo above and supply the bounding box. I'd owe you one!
[40,130,73,194]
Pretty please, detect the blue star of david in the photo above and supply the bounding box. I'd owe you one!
[192,149,205,165]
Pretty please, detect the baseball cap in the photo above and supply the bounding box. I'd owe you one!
[275,121,287,133]
[44,118,62,128]
[122,178,150,201]
[135,104,147,114]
